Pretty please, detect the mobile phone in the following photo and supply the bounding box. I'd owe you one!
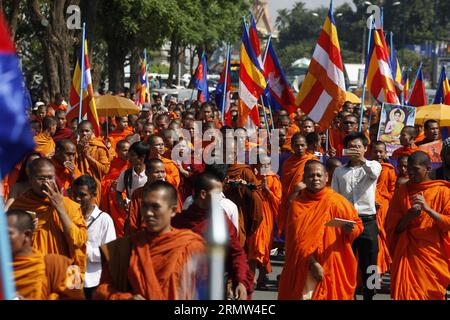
[342,149,352,156]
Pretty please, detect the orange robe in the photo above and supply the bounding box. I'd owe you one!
[51,159,82,195]
[386,180,450,300]
[34,133,56,158]
[223,164,264,248]
[278,187,363,300]
[278,153,318,235]
[391,144,424,159]
[284,124,300,147]
[328,128,343,157]
[108,127,134,150]
[160,156,182,211]
[13,250,85,300]
[77,137,110,205]
[375,162,396,274]
[10,190,87,276]
[95,228,205,300]
[100,157,129,237]
[247,173,282,273]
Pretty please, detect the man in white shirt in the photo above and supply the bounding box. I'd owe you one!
[331,131,381,300]
[115,141,149,211]
[73,175,116,299]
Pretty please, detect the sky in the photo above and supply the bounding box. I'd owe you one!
[268,0,354,22]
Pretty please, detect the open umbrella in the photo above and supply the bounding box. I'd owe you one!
[345,91,361,104]
[415,104,450,126]
[94,94,140,117]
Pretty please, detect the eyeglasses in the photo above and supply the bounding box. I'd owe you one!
[344,121,357,125]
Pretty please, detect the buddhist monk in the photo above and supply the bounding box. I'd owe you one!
[172,173,252,300]
[99,140,130,237]
[94,181,205,300]
[278,133,318,236]
[52,139,82,196]
[198,102,214,122]
[391,126,422,159]
[109,116,133,150]
[76,120,110,205]
[248,153,282,289]
[371,141,396,275]
[386,151,450,300]
[34,116,57,158]
[53,110,73,143]
[30,120,42,137]
[278,160,363,300]
[8,209,85,300]
[324,157,342,186]
[147,134,181,204]
[10,158,87,277]
[154,113,170,133]
[223,134,264,249]
[124,158,166,234]
[301,118,315,135]
[396,155,409,187]
[5,153,42,211]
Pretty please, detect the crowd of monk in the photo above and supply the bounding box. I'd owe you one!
[4,93,450,300]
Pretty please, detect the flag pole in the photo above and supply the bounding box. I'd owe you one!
[0,169,16,300]
[221,44,230,123]
[358,16,374,132]
[261,35,276,130]
[78,23,86,124]
[260,96,271,145]
[144,48,150,104]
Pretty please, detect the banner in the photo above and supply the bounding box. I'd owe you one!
[377,103,416,156]
[419,140,443,163]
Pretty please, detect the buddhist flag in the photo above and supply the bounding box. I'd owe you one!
[433,66,450,105]
[295,1,346,131]
[238,21,267,131]
[138,56,148,105]
[364,20,399,104]
[66,40,100,136]
[402,68,410,104]
[387,33,403,95]
[409,65,427,107]
[249,16,263,68]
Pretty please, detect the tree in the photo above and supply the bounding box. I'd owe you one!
[26,0,79,102]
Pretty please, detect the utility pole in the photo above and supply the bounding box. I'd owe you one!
[432,0,439,88]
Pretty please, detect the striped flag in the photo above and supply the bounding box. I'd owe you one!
[238,21,267,131]
[433,66,450,105]
[194,53,209,103]
[249,16,263,68]
[364,20,399,104]
[66,40,101,136]
[138,55,148,105]
[402,68,410,104]
[387,33,403,95]
[295,1,346,131]
[409,65,427,107]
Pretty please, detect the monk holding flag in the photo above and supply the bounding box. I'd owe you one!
[386,151,450,300]
[278,160,363,300]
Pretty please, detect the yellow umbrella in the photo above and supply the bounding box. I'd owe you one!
[94,94,140,117]
[345,91,361,104]
[415,104,450,126]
